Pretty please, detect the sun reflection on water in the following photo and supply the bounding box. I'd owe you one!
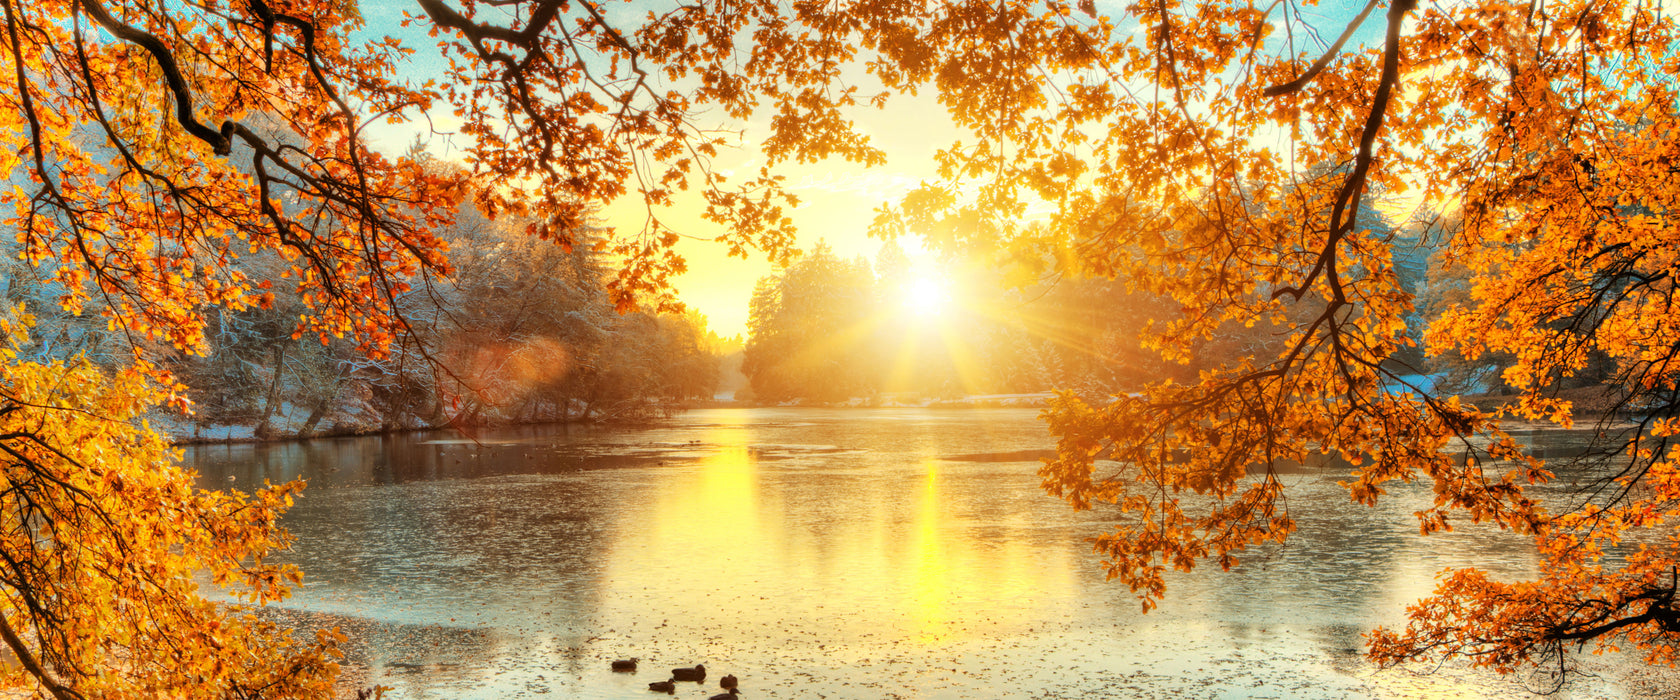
[605,418,1079,654]
[908,459,952,644]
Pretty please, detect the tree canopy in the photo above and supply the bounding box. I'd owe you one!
[4,0,1680,694]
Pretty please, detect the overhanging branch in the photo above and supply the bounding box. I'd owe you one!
[76,0,233,154]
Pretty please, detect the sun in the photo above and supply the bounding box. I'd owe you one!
[903,276,951,316]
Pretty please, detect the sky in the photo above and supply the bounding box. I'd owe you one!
[590,98,951,338]
[352,0,1392,338]
[354,0,958,338]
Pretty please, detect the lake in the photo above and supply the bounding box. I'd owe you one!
[186,408,1675,699]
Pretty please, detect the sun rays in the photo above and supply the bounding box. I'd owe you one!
[744,244,1143,403]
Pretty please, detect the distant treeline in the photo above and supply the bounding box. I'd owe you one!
[741,211,1623,405]
[1,201,727,441]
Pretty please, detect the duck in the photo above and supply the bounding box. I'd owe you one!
[670,663,706,682]
[648,679,676,694]
[611,657,638,672]
[719,674,739,690]
[708,690,741,700]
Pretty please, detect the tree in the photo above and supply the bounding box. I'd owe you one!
[978,274,1188,395]
[0,308,339,698]
[743,243,882,402]
[1413,212,1512,395]
[408,204,719,425]
[6,0,1680,694]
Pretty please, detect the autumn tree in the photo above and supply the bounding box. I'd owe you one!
[0,308,341,697]
[860,0,1680,685]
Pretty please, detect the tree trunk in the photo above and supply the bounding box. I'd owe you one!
[253,343,288,440]
[299,364,350,438]
[297,389,334,438]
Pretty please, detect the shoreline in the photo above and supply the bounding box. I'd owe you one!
[169,389,1636,448]
[166,407,697,447]
[166,396,1062,447]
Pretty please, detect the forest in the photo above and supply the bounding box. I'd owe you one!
[4,194,726,440]
[2,0,1680,697]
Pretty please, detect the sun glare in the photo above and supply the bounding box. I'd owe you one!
[904,276,950,316]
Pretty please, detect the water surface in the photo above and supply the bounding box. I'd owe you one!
[187,408,1676,699]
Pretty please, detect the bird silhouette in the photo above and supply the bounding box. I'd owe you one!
[708,690,741,700]
[611,657,638,672]
[719,674,739,690]
[671,664,706,682]
[648,679,676,694]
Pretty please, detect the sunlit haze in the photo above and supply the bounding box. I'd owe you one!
[622,109,954,336]
[903,276,951,317]
[352,9,959,339]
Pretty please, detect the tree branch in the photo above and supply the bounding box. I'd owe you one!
[76,0,233,154]
[1262,0,1383,97]
[0,608,82,700]
[1271,0,1414,302]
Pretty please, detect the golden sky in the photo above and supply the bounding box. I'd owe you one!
[597,88,958,338]
[370,89,950,340]
[356,1,958,339]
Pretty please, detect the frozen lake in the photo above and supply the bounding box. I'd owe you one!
[186,408,1677,699]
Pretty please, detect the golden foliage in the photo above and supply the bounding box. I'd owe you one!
[5,0,1680,689]
[0,308,339,698]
